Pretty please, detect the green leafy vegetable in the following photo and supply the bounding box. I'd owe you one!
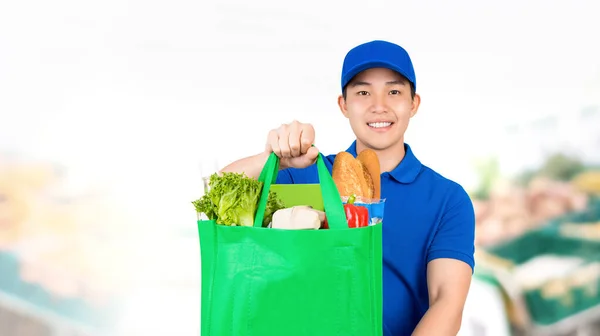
[192,172,285,227]
[263,189,286,227]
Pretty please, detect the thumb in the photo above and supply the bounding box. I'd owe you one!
[305,146,319,163]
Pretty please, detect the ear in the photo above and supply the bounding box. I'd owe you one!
[337,95,349,118]
[410,93,421,118]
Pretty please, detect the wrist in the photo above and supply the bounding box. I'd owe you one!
[257,151,278,169]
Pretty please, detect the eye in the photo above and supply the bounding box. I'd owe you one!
[357,91,369,96]
[389,90,401,95]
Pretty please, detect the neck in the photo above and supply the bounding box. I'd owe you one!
[355,140,406,173]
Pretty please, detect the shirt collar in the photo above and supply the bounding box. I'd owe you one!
[345,141,422,184]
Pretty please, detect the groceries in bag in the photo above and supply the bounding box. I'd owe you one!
[271,206,326,230]
[332,151,380,199]
[332,149,386,226]
[192,172,286,227]
[341,195,386,226]
[342,195,372,228]
[192,149,385,229]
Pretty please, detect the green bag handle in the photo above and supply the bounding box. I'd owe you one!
[253,152,347,229]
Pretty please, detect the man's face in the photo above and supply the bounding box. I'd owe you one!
[338,67,420,152]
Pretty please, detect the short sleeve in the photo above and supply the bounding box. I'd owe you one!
[426,184,476,272]
[275,168,295,184]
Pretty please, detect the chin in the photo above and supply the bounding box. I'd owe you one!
[359,138,401,152]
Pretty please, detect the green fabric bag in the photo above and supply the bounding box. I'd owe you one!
[197,153,383,336]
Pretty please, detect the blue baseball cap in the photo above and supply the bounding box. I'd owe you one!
[341,40,416,92]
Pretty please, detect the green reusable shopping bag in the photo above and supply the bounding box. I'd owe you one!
[197,153,383,336]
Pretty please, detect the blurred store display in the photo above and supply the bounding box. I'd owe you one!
[472,153,599,247]
[470,151,600,335]
[0,152,136,336]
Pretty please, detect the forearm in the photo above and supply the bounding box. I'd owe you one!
[412,299,463,336]
[219,151,274,179]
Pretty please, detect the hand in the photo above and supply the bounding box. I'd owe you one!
[266,120,319,169]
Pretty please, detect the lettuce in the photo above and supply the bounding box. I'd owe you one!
[193,172,285,227]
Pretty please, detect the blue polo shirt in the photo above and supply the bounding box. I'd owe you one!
[275,141,475,336]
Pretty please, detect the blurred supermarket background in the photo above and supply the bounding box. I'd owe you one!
[1,0,600,335]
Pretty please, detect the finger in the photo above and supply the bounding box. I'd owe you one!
[299,124,315,154]
[267,129,281,157]
[288,121,301,157]
[304,146,319,165]
[277,125,291,158]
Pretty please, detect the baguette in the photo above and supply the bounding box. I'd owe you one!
[332,150,381,199]
[357,149,381,199]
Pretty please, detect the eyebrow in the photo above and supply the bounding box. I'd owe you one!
[349,80,407,87]
[385,80,407,86]
[350,81,371,87]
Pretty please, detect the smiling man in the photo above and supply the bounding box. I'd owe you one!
[221,40,475,336]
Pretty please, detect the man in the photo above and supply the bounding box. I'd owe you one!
[221,40,475,336]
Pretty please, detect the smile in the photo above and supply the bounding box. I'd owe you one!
[367,122,393,128]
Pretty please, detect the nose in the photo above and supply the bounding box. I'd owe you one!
[370,93,387,114]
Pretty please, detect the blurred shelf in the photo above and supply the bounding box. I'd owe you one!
[0,251,119,336]
[0,289,104,336]
[529,303,600,336]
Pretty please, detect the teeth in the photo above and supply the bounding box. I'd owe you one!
[368,122,392,128]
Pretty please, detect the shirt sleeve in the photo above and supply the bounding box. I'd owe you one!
[426,183,476,272]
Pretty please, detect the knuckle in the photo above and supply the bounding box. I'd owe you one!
[267,130,279,145]
[303,123,314,133]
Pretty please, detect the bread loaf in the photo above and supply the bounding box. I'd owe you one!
[357,149,381,199]
[332,149,381,198]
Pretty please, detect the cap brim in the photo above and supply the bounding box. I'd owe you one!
[342,60,414,90]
